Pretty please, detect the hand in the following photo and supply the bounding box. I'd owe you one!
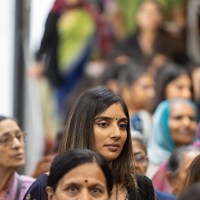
[27,61,45,79]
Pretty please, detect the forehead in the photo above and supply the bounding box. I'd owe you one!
[59,162,107,185]
[97,103,126,118]
[139,1,161,12]
[170,102,195,115]
[171,74,191,85]
[0,119,20,135]
[132,140,145,151]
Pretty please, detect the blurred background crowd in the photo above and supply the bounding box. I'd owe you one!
[0,0,200,199]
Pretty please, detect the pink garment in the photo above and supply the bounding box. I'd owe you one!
[3,172,35,200]
[152,162,171,193]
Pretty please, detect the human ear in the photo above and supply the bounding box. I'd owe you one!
[46,186,54,200]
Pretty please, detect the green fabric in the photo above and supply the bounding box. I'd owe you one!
[57,9,95,73]
[116,0,186,35]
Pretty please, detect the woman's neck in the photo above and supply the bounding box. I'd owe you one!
[139,29,157,40]
[138,30,157,55]
[110,184,127,200]
[0,168,15,192]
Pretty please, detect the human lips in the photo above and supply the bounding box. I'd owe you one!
[178,129,194,136]
[11,152,24,159]
[105,144,120,152]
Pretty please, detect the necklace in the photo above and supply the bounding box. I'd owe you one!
[116,184,118,200]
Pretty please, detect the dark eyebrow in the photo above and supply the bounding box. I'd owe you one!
[64,182,80,188]
[94,116,128,122]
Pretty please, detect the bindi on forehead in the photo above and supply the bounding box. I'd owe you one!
[95,116,127,121]
[84,179,88,183]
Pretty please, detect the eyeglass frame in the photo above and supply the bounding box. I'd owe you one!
[0,131,27,147]
[133,152,148,164]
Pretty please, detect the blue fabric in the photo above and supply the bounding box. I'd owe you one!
[55,33,95,115]
[154,100,173,152]
[23,173,48,200]
[131,114,143,134]
[155,189,176,200]
[148,99,199,165]
[154,99,199,152]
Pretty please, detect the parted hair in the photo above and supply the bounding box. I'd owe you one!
[48,149,113,193]
[58,86,135,187]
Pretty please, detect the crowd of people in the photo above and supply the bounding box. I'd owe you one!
[1,0,200,199]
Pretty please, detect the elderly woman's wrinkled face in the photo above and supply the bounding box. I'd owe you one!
[47,163,110,200]
[0,119,25,169]
[169,102,197,147]
[131,139,148,175]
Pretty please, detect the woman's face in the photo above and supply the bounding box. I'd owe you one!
[129,74,155,111]
[47,163,109,200]
[0,119,25,169]
[131,140,148,175]
[136,1,163,31]
[93,103,128,163]
[169,102,197,147]
[165,74,192,100]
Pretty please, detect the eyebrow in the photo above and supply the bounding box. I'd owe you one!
[94,116,128,122]
[0,130,21,137]
[63,182,105,188]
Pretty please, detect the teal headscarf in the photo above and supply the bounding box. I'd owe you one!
[148,99,199,164]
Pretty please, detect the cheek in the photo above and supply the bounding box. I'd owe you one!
[121,132,128,146]
[165,88,176,99]
[169,120,178,132]
[0,155,11,167]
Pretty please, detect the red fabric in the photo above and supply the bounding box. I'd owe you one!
[51,0,85,13]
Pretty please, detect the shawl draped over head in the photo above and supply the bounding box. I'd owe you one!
[148,99,199,165]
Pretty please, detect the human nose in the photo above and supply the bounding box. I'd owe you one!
[182,117,192,127]
[78,189,91,200]
[11,137,22,148]
[111,123,121,139]
[134,162,140,170]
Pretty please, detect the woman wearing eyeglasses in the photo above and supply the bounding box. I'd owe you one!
[0,116,35,200]
[131,136,176,200]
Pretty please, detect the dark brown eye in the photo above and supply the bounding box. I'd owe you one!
[118,123,127,130]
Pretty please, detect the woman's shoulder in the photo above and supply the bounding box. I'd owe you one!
[23,173,48,200]
[136,174,154,191]
[133,174,155,200]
